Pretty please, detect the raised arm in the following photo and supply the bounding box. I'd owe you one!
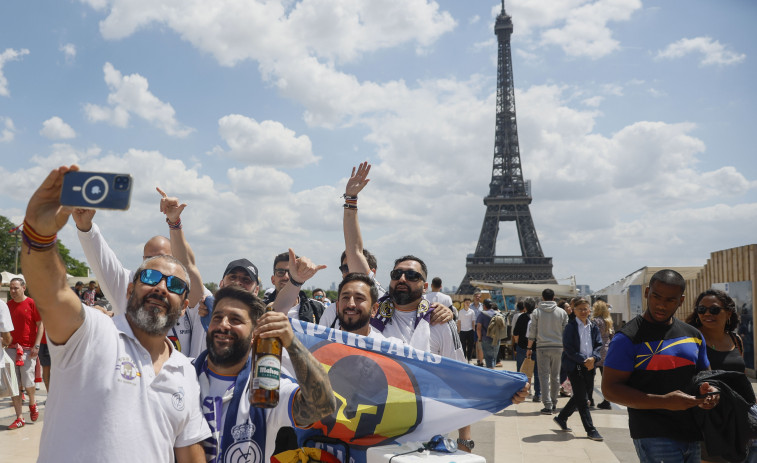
[157,187,204,308]
[272,248,326,316]
[21,165,87,345]
[343,162,371,275]
[253,311,336,426]
[73,208,131,315]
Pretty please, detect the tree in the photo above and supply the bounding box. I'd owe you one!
[0,215,23,273]
[0,214,88,276]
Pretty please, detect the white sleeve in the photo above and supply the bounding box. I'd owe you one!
[184,287,211,360]
[175,364,212,447]
[318,304,336,328]
[0,301,14,333]
[430,321,465,362]
[77,223,133,316]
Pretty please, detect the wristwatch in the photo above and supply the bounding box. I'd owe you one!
[456,438,475,450]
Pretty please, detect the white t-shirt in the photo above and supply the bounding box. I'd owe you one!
[78,223,206,358]
[381,309,464,361]
[458,307,476,332]
[425,291,453,308]
[0,300,13,333]
[40,306,210,462]
[199,365,299,461]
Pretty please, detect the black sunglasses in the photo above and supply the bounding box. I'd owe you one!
[339,264,349,273]
[139,269,188,295]
[696,305,723,315]
[389,269,424,282]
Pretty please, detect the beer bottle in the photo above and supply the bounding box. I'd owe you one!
[251,305,282,408]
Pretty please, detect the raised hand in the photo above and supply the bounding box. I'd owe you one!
[286,248,327,285]
[71,208,96,232]
[345,162,371,197]
[25,165,79,237]
[156,187,187,223]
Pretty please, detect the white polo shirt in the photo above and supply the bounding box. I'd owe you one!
[40,305,210,462]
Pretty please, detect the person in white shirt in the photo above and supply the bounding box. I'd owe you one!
[196,282,336,462]
[20,164,210,462]
[470,290,485,366]
[0,273,13,348]
[426,277,458,320]
[72,188,208,358]
[457,297,476,362]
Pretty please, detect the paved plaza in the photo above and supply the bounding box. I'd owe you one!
[2,358,751,462]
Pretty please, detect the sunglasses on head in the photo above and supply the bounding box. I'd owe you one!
[139,269,188,296]
[390,269,424,282]
[696,305,723,315]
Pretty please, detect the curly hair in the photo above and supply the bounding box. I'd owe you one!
[684,289,739,332]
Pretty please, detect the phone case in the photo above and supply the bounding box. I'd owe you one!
[60,171,133,210]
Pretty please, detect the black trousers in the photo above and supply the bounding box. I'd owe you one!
[460,330,476,361]
[557,365,596,433]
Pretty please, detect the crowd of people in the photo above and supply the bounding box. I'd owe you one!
[1,161,755,463]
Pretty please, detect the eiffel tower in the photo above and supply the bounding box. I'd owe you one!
[457,1,555,294]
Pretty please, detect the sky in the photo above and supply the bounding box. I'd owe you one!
[0,0,755,295]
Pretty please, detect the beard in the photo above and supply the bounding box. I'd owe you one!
[389,283,424,306]
[206,328,253,367]
[125,291,182,336]
[338,309,371,332]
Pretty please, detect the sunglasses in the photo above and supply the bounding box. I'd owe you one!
[696,305,724,315]
[339,264,349,273]
[273,268,288,277]
[139,269,188,295]
[389,269,424,282]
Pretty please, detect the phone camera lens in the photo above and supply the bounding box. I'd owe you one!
[115,176,130,190]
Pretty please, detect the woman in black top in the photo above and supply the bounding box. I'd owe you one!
[685,289,751,462]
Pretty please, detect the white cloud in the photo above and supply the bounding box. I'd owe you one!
[60,43,77,64]
[215,115,318,167]
[469,15,481,25]
[648,87,666,98]
[0,117,16,142]
[0,48,30,97]
[84,62,193,137]
[503,0,642,59]
[656,37,746,66]
[40,116,77,140]
[582,96,603,107]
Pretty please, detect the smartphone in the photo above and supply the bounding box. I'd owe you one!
[696,391,719,398]
[60,171,133,210]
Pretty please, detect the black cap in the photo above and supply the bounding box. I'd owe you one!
[223,258,259,282]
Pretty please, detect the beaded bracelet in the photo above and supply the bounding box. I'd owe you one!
[343,203,357,209]
[21,219,57,253]
[166,217,182,230]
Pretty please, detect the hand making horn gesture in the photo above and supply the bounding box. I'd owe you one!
[156,187,186,224]
[286,248,327,286]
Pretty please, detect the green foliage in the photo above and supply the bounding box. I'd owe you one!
[204,282,218,293]
[0,214,88,276]
[57,241,89,277]
[0,215,22,273]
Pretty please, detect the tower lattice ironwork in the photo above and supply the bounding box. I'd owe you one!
[457,1,555,294]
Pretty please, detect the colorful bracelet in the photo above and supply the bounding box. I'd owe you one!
[21,219,57,253]
[166,217,182,230]
[343,203,357,210]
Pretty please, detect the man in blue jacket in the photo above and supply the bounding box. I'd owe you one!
[552,297,604,441]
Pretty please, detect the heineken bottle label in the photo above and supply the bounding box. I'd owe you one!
[253,355,281,390]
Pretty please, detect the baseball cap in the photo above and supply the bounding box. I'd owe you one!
[223,258,259,283]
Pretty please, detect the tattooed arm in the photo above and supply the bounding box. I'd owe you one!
[253,311,336,426]
[287,337,337,426]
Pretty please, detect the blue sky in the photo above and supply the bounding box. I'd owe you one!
[1,0,755,294]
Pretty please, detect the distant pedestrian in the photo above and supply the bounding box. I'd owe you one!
[552,298,604,441]
[592,300,614,409]
[527,288,568,414]
[476,299,501,368]
[513,297,541,401]
[457,297,476,362]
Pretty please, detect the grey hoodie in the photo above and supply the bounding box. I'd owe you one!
[527,301,568,348]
